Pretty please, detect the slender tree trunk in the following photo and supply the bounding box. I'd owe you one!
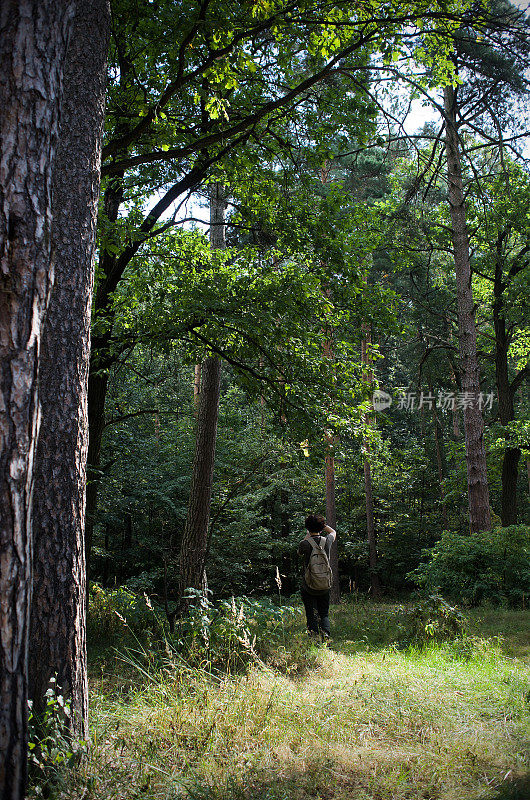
[361,325,381,598]
[444,317,462,438]
[322,330,340,602]
[124,512,133,549]
[85,173,204,572]
[493,265,520,525]
[444,84,492,533]
[84,169,125,574]
[500,449,520,525]
[178,184,224,605]
[450,362,461,438]
[0,3,74,796]
[430,385,448,529]
[27,0,110,739]
[178,355,221,602]
[319,166,340,601]
[496,341,520,525]
[363,458,380,596]
[325,433,340,602]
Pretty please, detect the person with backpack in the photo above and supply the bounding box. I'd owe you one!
[298,514,336,641]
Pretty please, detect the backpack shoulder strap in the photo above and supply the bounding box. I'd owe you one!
[308,535,325,552]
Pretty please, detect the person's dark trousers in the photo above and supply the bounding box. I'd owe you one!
[301,588,330,637]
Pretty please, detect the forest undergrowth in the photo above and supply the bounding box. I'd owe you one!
[54,600,529,800]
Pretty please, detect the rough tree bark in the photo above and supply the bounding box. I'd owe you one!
[444,84,492,533]
[0,2,74,797]
[178,184,224,605]
[178,356,222,601]
[28,0,111,739]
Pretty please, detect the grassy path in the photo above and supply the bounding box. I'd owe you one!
[74,604,529,800]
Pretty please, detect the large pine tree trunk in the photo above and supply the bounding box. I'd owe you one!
[444,84,492,534]
[178,185,224,605]
[28,0,110,738]
[0,3,74,796]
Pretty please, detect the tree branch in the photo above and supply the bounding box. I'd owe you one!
[104,409,160,429]
[102,30,377,177]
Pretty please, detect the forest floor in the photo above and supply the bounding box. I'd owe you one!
[65,601,529,800]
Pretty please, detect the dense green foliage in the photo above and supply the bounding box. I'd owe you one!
[28,679,86,798]
[88,0,530,609]
[410,525,530,606]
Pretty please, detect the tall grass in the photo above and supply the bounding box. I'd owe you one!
[53,601,530,800]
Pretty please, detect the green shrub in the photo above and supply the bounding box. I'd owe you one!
[173,589,301,672]
[91,583,303,676]
[408,525,530,606]
[88,583,161,640]
[395,592,467,646]
[28,677,87,798]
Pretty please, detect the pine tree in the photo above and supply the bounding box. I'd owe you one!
[0,3,75,795]
[28,0,111,738]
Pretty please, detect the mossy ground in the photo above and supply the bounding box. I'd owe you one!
[66,601,530,800]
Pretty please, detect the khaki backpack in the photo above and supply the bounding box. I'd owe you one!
[304,535,333,591]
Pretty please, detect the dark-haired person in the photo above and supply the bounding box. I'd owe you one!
[298,514,336,641]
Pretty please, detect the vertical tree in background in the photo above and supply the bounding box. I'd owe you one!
[28,0,111,738]
[0,2,74,796]
[476,165,530,525]
[382,1,529,529]
[323,343,340,603]
[319,165,341,603]
[178,184,225,605]
[444,83,492,533]
[193,364,202,412]
[361,321,382,598]
[447,2,529,527]
[430,384,448,529]
[324,429,340,602]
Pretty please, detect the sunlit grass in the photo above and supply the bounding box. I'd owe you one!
[68,602,530,800]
